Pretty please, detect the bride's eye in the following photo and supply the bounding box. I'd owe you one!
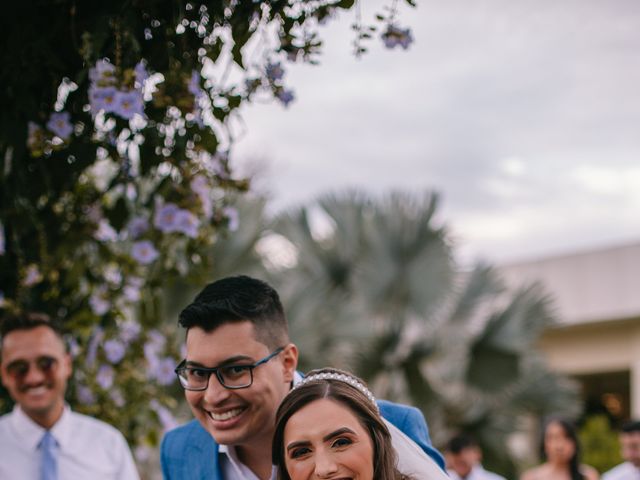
[331,437,353,449]
[290,447,311,459]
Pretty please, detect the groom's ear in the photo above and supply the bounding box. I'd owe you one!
[280,343,298,383]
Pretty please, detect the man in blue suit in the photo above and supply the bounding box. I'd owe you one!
[161,275,445,479]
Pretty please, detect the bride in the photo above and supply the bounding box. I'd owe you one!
[272,368,449,480]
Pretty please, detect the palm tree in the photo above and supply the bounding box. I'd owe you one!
[269,190,579,477]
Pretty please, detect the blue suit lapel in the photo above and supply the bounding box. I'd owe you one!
[186,422,222,479]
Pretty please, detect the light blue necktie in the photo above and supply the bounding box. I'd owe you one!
[39,430,58,480]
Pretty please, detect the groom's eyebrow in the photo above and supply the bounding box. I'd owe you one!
[185,355,253,368]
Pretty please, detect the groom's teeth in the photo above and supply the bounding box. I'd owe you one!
[210,408,243,421]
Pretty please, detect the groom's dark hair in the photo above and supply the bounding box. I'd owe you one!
[178,275,289,348]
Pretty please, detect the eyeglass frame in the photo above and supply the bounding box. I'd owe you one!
[174,346,285,391]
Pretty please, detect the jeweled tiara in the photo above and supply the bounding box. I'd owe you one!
[294,371,378,411]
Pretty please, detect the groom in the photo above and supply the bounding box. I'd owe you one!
[161,275,445,479]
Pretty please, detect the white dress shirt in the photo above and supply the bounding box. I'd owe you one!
[218,372,306,480]
[603,462,640,480]
[0,406,140,480]
[447,464,507,480]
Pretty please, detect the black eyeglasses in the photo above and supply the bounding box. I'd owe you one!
[175,347,284,391]
[5,356,58,379]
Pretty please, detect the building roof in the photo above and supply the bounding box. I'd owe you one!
[498,241,640,325]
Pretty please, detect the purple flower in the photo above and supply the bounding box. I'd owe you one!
[89,59,116,84]
[175,209,200,238]
[77,385,96,405]
[89,287,111,316]
[144,329,166,369]
[89,86,118,115]
[103,264,123,286]
[23,264,42,287]
[188,70,204,98]
[150,400,179,433]
[150,357,177,386]
[86,327,104,368]
[65,335,81,358]
[96,365,115,390]
[123,277,144,303]
[134,60,149,88]
[191,176,212,218]
[276,89,295,108]
[127,216,150,239]
[46,111,73,140]
[148,329,166,348]
[381,25,414,50]
[110,389,125,407]
[94,219,118,242]
[131,240,159,265]
[113,89,144,119]
[223,206,239,232]
[154,203,180,233]
[118,319,142,344]
[266,62,285,82]
[103,339,126,364]
[134,446,152,463]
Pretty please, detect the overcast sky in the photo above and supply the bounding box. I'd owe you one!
[232,0,640,265]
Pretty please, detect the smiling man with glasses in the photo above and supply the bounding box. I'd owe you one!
[161,275,446,480]
[0,311,139,479]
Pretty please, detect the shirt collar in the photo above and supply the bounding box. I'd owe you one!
[10,405,72,451]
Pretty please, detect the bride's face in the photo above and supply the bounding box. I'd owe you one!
[283,398,374,479]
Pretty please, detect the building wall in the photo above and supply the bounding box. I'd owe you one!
[498,241,640,418]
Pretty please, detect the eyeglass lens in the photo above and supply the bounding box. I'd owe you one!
[179,364,253,390]
[6,356,58,378]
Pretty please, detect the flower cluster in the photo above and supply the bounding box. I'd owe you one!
[26,113,74,156]
[154,203,200,239]
[2,0,420,464]
[381,25,414,50]
[88,59,146,120]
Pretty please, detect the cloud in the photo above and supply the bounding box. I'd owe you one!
[234,0,640,263]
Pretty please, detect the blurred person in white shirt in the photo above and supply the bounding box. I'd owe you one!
[0,311,139,480]
[603,420,640,480]
[445,433,507,480]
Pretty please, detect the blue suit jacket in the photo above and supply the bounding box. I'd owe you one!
[161,399,445,479]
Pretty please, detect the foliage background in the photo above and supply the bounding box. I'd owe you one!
[0,0,419,470]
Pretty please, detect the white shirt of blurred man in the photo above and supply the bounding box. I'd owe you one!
[603,420,640,480]
[446,434,507,480]
[0,313,140,480]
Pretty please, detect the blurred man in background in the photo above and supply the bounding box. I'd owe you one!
[445,433,506,480]
[0,312,139,479]
[603,420,640,480]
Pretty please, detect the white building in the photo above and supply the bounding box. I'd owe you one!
[499,241,640,420]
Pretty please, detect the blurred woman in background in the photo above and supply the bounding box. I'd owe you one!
[520,416,599,480]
